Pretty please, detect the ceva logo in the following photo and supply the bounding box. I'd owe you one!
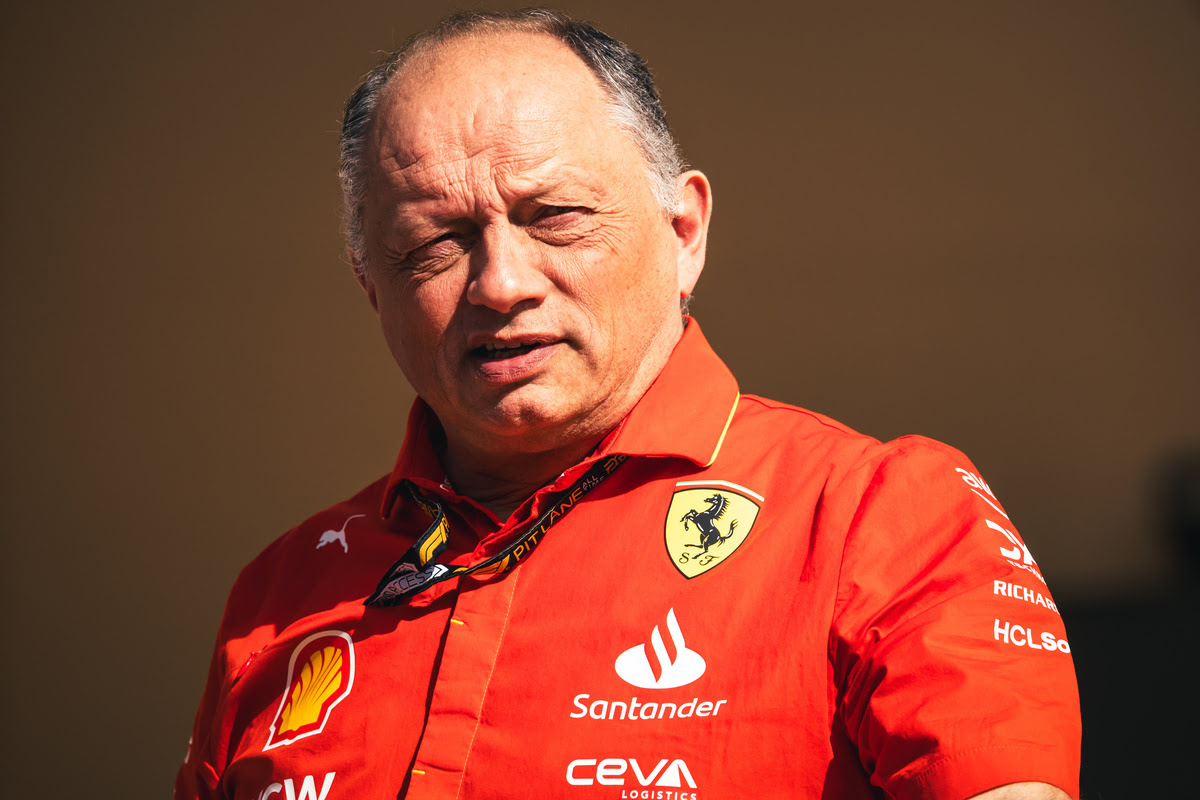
[614,608,706,689]
[567,758,697,788]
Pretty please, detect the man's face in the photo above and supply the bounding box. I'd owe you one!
[358,33,703,456]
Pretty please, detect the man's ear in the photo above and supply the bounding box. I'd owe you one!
[673,170,712,299]
[350,249,380,313]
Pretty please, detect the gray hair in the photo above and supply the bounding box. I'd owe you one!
[337,7,686,272]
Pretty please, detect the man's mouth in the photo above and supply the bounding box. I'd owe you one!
[477,341,544,359]
[467,337,563,382]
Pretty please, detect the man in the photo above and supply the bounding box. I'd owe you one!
[177,9,1080,799]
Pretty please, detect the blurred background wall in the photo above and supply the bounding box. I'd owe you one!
[1,1,1196,796]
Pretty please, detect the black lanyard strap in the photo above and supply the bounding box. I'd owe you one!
[366,453,627,606]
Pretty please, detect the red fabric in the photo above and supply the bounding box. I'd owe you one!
[176,319,1080,800]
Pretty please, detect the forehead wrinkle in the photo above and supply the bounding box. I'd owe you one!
[380,123,576,211]
[383,150,475,203]
[375,119,482,196]
[368,31,642,220]
[379,72,554,164]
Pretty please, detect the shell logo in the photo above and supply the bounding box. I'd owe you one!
[263,630,355,751]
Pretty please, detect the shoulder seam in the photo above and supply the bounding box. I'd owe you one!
[736,393,866,437]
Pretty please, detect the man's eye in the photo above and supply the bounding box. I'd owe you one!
[532,206,589,226]
[405,232,469,266]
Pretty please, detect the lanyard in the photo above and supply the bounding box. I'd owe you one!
[366,453,627,606]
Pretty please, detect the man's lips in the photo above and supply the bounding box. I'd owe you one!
[466,336,564,382]
[477,341,544,359]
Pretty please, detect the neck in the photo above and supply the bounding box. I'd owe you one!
[438,431,606,519]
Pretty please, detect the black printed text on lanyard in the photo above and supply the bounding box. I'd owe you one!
[365,454,627,606]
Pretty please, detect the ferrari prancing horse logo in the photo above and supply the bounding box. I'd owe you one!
[665,482,762,578]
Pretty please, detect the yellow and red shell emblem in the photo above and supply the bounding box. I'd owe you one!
[263,630,355,750]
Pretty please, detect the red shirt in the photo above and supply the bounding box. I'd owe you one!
[176,320,1080,800]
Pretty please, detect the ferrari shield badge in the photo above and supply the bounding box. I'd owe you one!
[665,482,762,578]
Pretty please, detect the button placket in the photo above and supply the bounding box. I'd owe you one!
[404,569,521,799]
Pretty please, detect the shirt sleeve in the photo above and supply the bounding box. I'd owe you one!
[174,542,281,800]
[174,621,229,800]
[828,436,1081,800]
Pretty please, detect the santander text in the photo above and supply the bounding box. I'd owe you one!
[572,694,726,721]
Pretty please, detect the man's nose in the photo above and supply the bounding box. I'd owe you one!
[465,224,551,313]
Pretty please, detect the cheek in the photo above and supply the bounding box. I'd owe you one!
[385,274,460,326]
[560,221,674,312]
[375,280,459,365]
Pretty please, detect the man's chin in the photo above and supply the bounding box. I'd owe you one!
[476,402,574,439]
[461,393,600,448]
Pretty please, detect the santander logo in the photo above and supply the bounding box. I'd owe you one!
[614,608,706,689]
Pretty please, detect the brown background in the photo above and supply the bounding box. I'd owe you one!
[1,1,1196,796]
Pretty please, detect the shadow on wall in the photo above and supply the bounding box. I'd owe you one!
[1066,449,1200,796]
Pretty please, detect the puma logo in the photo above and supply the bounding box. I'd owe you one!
[316,514,364,554]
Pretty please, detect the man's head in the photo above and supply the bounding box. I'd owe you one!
[340,9,712,462]
[339,8,686,273]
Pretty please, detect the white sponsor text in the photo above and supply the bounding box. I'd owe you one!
[994,619,1070,653]
[567,758,696,791]
[257,772,335,800]
[571,693,726,721]
[993,580,1059,614]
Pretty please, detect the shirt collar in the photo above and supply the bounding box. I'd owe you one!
[380,317,739,516]
[599,317,739,465]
